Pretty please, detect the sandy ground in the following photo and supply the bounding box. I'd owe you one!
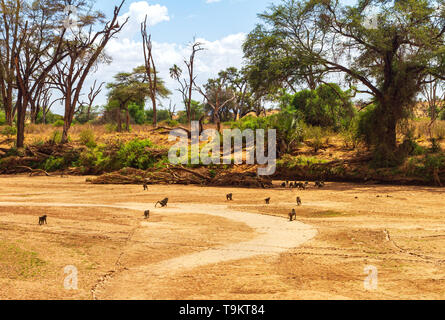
[0,175,444,300]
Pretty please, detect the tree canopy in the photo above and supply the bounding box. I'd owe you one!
[244,0,445,164]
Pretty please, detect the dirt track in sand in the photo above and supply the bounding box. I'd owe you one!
[0,176,444,300]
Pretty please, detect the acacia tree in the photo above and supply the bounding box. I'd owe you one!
[0,0,21,126]
[49,1,126,143]
[245,0,445,164]
[107,66,169,131]
[14,0,70,148]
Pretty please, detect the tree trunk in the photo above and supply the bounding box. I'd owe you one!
[126,107,130,132]
[151,95,157,128]
[16,94,25,149]
[117,108,122,132]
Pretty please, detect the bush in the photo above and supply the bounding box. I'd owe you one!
[42,156,65,172]
[53,120,64,128]
[105,124,117,133]
[117,139,156,170]
[0,111,6,126]
[281,83,355,131]
[1,126,17,137]
[340,118,361,150]
[79,128,96,148]
[49,130,63,144]
[357,104,378,145]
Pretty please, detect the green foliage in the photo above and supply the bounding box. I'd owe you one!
[0,111,6,125]
[79,128,96,148]
[74,105,101,124]
[176,100,205,124]
[357,105,378,146]
[1,125,17,137]
[105,124,118,133]
[49,130,63,144]
[128,103,146,124]
[231,111,304,155]
[116,139,156,170]
[278,154,328,169]
[53,120,64,128]
[340,118,361,150]
[281,84,355,131]
[145,108,171,124]
[42,156,65,172]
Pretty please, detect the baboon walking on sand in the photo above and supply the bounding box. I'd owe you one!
[265,197,271,205]
[39,215,47,225]
[144,210,150,219]
[289,209,297,221]
[296,197,302,206]
[155,198,169,208]
[226,193,233,201]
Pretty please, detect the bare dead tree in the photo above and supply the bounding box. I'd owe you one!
[167,100,176,120]
[194,74,236,133]
[77,80,104,122]
[169,40,204,125]
[185,41,204,124]
[141,15,159,127]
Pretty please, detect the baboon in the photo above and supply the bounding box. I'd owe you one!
[155,198,169,208]
[296,197,302,206]
[143,183,148,191]
[315,181,325,188]
[39,215,47,225]
[226,193,233,201]
[305,181,309,186]
[144,210,150,219]
[289,182,295,188]
[265,197,271,205]
[289,209,297,221]
[297,182,306,190]
[281,182,286,188]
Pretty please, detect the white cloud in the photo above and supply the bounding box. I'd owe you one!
[118,1,170,38]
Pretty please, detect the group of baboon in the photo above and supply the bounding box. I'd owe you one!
[226,180,311,221]
[281,180,325,189]
[38,179,325,225]
[143,197,169,219]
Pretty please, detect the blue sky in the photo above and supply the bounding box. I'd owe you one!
[51,0,279,114]
[95,0,275,43]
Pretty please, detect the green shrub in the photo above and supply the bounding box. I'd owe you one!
[105,124,117,133]
[79,128,96,148]
[53,120,64,128]
[117,139,156,170]
[0,126,17,137]
[42,157,65,171]
[49,130,63,144]
[281,84,355,131]
[0,111,6,125]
